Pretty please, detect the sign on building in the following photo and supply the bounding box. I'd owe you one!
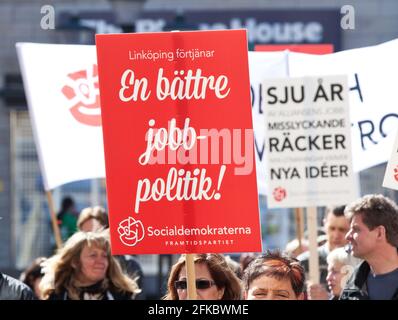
[136,10,341,50]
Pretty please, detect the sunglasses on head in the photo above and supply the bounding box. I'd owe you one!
[174,279,216,290]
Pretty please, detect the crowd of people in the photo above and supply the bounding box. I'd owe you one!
[1,193,398,300]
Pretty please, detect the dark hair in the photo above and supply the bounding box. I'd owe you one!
[58,196,76,221]
[239,253,257,272]
[243,250,305,297]
[345,194,398,247]
[163,253,242,300]
[325,205,346,219]
[61,196,75,211]
[20,257,46,291]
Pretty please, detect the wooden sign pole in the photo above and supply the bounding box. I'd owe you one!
[307,207,320,284]
[294,207,305,251]
[185,254,197,300]
[46,190,63,249]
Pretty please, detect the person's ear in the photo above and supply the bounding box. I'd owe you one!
[71,258,80,270]
[377,225,386,241]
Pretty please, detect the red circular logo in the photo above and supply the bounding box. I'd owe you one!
[117,217,145,247]
[273,187,287,202]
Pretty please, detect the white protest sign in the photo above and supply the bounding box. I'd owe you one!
[264,75,358,208]
[288,39,398,173]
[248,51,288,196]
[383,131,398,190]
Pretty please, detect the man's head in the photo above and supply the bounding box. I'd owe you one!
[323,205,350,251]
[345,194,398,259]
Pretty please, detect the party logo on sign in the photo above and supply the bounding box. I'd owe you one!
[273,187,287,202]
[117,217,145,247]
[61,65,101,126]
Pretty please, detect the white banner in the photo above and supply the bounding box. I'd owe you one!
[16,43,105,190]
[248,51,288,195]
[288,39,398,173]
[16,39,398,194]
[263,76,357,208]
[383,131,398,190]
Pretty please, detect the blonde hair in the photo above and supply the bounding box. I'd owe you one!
[77,206,109,231]
[40,231,140,300]
[327,247,361,269]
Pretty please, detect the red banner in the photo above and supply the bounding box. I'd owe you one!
[255,43,334,54]
[96,30,261,254]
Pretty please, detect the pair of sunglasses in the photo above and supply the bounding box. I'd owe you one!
[174,279,216,290]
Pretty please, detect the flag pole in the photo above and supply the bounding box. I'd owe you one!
[186,254,197,300]
[46,190,63,249]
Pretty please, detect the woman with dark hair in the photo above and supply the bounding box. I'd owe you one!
[163,253,242,300]
[40,231,140,300]
[243,250,305,300]
[57,196,78,241]
[20,257,47,299]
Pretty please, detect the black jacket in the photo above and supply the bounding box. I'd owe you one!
[0,272,35,300]
[47,281,136,300]
[340,261,398,300]
[48,289,134,300]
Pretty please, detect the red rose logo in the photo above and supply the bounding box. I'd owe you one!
[273,187,287,202]
[61,65,101,126]
[118,217,145,247]
[394,165,398,182]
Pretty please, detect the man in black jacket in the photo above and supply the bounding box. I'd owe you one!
[340,194,398,300]
[0,272,35,300]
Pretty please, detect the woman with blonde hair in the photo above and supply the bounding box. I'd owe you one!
[326,247,361,300]
[40,231,140,300]
[163,253,242,300]
[77,206,109,232]
[76,206,145,298]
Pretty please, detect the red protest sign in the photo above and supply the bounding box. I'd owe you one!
[96,30,261,254]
